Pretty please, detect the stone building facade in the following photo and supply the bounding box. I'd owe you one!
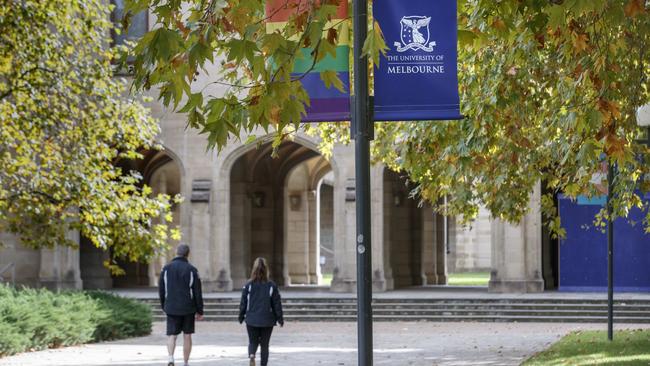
[0,4,548,293]
[0,113,546,293]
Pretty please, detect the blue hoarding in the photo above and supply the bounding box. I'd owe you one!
[558,194,650,292]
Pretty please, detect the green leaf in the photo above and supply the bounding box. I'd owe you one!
[362,21,389,66]
[320,70,344,93]
[458,30,477,48]
[545,5,566,29]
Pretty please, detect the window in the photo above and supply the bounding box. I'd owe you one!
[111,0,148,47]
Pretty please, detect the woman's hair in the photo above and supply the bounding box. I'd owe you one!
[250,257,269,283]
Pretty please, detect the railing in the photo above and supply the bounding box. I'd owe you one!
[0,263,15,286]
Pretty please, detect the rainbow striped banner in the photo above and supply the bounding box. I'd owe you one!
[266,0,351,122]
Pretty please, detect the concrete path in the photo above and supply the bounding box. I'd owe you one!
[2,322,648,366]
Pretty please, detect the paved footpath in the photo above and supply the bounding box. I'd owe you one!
[1,322,648,366]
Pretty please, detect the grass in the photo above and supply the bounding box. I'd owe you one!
[447,272,490,286]
[320,273,333,286]
[523,329,650,366]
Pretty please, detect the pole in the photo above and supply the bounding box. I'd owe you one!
[351,0,373,364]
[607,161,614,341]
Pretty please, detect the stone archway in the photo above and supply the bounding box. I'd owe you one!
[316,173,335,284]
[446,207,492,286]
[227,139,336,288]
[79,148,183,289]
[283,155,333,285]
[382,169,447,289]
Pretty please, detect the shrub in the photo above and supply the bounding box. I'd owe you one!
[0,285,151,357]
[87,291,152,342]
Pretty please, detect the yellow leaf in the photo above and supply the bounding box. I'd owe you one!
[492,19,506,31]
[0,55,13,73]
[572,33,589,54]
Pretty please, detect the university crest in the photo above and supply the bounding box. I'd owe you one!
[395,16,436,52]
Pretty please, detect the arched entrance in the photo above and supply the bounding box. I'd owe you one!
[79,149,183,289]
[446,207,492,287]
[317,173,335,284]
[382,169,447,289]
[229,140,335,288]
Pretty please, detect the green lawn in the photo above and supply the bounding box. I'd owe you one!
[320,273,333,286]
[447,272,490,286]
[523,329,650,366]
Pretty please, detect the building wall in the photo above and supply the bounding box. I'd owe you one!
[0,232,40,287]
[448,207,492,273]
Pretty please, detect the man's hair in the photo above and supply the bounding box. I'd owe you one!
[176,244,190,258]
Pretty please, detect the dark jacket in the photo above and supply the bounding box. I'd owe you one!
[158,257,204,316]
[238,280,284,327]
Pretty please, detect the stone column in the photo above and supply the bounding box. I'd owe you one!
[330,145,357,292]
[230,182,252,288]
[213,168,235,291]
[489,183,544,293]
[434,212,448,285]
[193,179,230,291]
[421,207,437,285]
[39,230,82,290]
[284,188,311,284]
[380,171,395,290]
[308,190,321,285]
[371,165,388,291]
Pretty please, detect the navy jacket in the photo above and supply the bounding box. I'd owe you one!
[158,257,204,316]
[238,281,284,327]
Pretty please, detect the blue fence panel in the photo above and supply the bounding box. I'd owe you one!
[558,194,650,292]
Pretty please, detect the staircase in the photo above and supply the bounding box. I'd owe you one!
[140,297,650,323]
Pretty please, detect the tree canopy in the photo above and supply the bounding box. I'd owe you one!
[0,0,179,272]
[123,0,356,148]
[369,0,650,232]
[124,0,649,231]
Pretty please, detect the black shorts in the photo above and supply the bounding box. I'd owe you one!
[166,314,195,335]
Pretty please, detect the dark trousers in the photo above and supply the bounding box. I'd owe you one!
[246,325,274,365]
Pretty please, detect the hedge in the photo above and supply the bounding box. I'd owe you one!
[0,285,151,357]
[86,291,152,341]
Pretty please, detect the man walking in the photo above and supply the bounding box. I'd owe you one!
[159,244,204,366]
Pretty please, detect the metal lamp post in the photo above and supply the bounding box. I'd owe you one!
[607,159,615,341]
[351,0,373,364]
[606,105,650,342]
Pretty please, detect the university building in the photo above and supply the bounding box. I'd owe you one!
[0,119,551,293]
[0,2,565,294]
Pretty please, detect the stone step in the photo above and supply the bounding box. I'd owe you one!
[152,315,650,323]
[151,308,650,316]
[141,298,650,305]
[147,303,650,312]
[143,297,650,323]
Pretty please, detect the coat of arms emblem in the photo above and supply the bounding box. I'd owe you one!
[395,16,436,52]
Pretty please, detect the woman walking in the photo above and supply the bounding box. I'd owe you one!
[238,257,284,366]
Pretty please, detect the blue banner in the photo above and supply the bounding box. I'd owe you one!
[373,0,462,121]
